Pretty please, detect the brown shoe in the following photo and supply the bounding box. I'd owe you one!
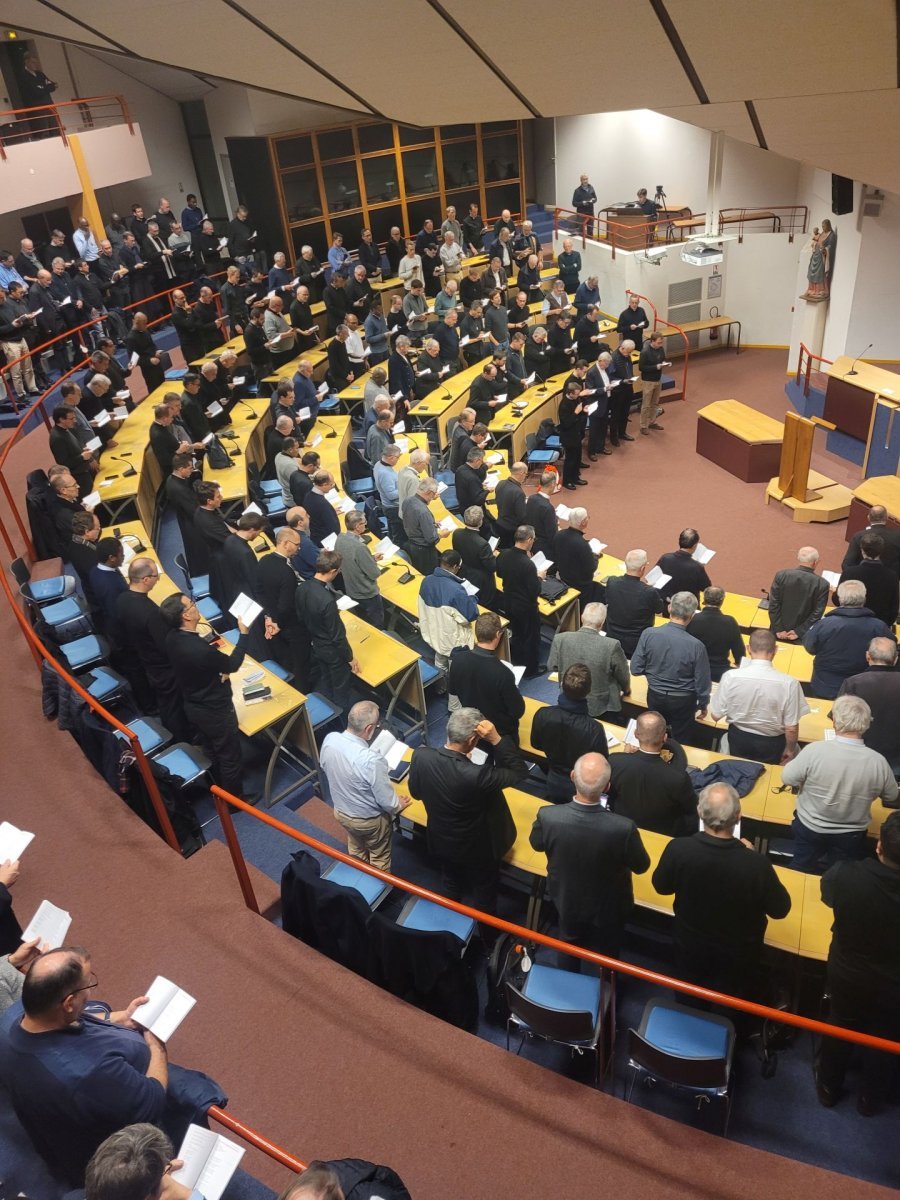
[648,422,664,430]
[640,428,650,436]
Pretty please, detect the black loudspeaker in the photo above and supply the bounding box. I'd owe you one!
[832,174,853,215]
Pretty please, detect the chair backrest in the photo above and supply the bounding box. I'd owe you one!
[280,849,374,979]
[172,551,192,593]
[524,432,537,455]
[627,1027,729,1091]
[347,442,371,481]
[10,557,30,588]
[506,980,596,1043]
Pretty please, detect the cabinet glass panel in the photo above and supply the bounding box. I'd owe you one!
[403,148,438,197]
[275,135,313,170]
[281,169,322,222]
[441,139,478,189]
[357,123,394,153]
[482,134,519,182]
[362,155,400,204]
[367,203,404,245]
[316,127,354,161]
[321,161,361,212]
[290,221,327,262]
[399,124,434,147]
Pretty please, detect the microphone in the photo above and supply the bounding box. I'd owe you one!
[235,398,258,417]
[846,344,873,377]
[111,454,136,477]
[316,417,338,439]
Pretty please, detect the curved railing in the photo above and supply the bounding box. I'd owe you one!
[796,341,834,398]
[0,93,135,157]
[625,289,690,402]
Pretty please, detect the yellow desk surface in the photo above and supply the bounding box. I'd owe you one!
[201,396,270,502]
[696,399,784,444]
[799,874,832,961]
[828,357,900,400]
[488,371,568,462]
[196,300,327,364]
[852,474,900,518]
[340,611,419,689]
[262,343,330,385]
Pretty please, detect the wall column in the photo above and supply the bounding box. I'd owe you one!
[65,132,104,238]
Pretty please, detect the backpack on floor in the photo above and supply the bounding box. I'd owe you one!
[484,933,536,1023]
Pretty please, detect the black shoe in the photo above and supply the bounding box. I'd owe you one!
[575,478,588,486]
[620,433,635,441]
[857,1093,879,1117]
[600,448,612,456]
[563,482,577,490]
[814,1071,840,1108]
[649,422,664,430]
[524,664,547,679]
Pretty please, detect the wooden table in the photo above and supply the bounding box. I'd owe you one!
[408,359,484,452]
[696,399,781,482]
[847,475,900,540]
[488,370,568,462]
[666,317,742,354]
[824,357,900,443]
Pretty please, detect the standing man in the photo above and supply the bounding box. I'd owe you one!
[572,174,598,232]
[402,478,441,576]
[638,332,667,436]
[335,510,384,626]
[556,237,582,295]
[494,462,528,549]
[547,601,631,720]
[409,708,527,913]
[839,637,900,774]
[524,471,560,560]
[608,338,637,445]
[842,505,900,573]
[417,549,478,671]
[447,613,525,741]
[768,546,829,643]
[497,524,545,679]
[686,586,745,681]
[710,629,809,764]
[320,701,409,871]
[617,294,649,353]
[607,711,697,836]
[655,527,712,611]
[295,549,360,712]
[815,811,900,1116]
[531,666,611,803]
[652,783,792,997]
[553,506,602,609]
[530,752,650,961]
[630,591,711,744]
[0,284,39,400]
[161,592,250,799]
[836,532,900,629]
[255,527,312,689]
[125,312,164,393]
[803,580,893,699]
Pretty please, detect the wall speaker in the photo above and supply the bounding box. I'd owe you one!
[832,174,853,215]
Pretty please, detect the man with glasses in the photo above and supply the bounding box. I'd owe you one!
[0,947,225,1186]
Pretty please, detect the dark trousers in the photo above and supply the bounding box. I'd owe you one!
[440,858,498,916]
[317,656,355,713]
[494,524,516,550]
[561,446,581,486]
[790,816,867,873]
[184,700,244,798]
[558,917,624,973]
[609,389,632,441]
[408,542,439,576]
[354,594,385,627]
[727,725,786,765]
[818,971,900,1103]
[271,624,312,692]
[647,688,698,745]
[506,601,541,674]
[587,406,610,454]
[147,664,190,743]
[383,505,404,546]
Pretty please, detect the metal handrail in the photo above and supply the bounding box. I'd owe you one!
[208,1106,306,1175]
[211,785,900,1057]
[796,340,834,398]
[553,206,699,259]
[718,206,809,243]
[0,93,135,158]
[625,289,690,402]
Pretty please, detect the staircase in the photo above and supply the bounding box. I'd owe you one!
[528,204,557,254]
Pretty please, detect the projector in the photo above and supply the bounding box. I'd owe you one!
[681,244,724,266]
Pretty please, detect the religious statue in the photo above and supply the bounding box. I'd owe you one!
[801,219,836,302]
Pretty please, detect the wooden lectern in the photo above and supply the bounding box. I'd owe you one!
[765,411,852,523]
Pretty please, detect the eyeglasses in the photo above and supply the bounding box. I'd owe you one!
[68,972,98,998]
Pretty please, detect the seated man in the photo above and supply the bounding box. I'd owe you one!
[781,694,898,872]
[531,664,610,802]
[447,612,524,741]
[0,946,224,1186]
[546,601,630,719]
[686,586,745,681]
[607,711,697,835]
[652,782,792,998]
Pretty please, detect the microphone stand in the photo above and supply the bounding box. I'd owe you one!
[845,343,873,377]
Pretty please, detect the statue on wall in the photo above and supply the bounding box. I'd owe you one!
[801,219,836,302]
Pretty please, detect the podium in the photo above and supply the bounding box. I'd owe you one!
[824,357,900,442]
[605,206,652,251]
[765,411,852,523]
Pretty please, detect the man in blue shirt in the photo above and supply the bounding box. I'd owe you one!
[0,250,27,292]
[0,947,224,1186]
[291,358,320,438]
[327,233,348,275]
[373,444,403,544]
[631,590,711,744]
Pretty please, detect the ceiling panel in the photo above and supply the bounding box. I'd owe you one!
[755,90,900,195]
[656,101,759,144]
[84,50,215,102]
[667,0,897,101]
[4,0,121,47]
[264,0,531,124]
[63,0,369,110]
[446,0,700,113]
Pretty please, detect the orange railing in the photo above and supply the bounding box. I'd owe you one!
[625,289,690,402]
[796,341,833,398]
[553,206,705,258]
[212,785,900,1060]
[718,206,808,242]
[0,93,134,158]
[209,1106,306,1176]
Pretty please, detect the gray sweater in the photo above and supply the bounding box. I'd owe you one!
[334,531,379,600]
[402,494,439,549]
[781,738,899,834]
[0,956,23,1016]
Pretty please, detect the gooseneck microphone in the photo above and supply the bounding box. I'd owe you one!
[846,343,873,377]
[110,454,136,477]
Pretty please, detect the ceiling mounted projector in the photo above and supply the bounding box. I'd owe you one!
[681,243,724,266]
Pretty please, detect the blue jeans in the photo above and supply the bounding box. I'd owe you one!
[790,815,867,873]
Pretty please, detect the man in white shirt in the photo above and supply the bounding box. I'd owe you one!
[710,628,810,764]
[439,231,464,283]
[320,701,410,870]
[72,218,99,265]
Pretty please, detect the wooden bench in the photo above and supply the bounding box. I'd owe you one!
[664,316,742,354]
[696,398,782,481]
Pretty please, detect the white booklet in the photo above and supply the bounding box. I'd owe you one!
[317,382,329,397]
[115,389,131,401]
[128,351,139,368]
[321,532,338,550]
[94,409,111,427]
[524,372,536,386]
[324,487,341,505]
[22,900,71,949]
[469,746,488,765]
[584,401,598,416]
[531,551,553,574]
[243,502,263,516]
[338,497,357,514]
[84,436,102,452]
[297,406,311,420]
[485,452,503,465]
[172,1125,244,1200]
[336,595,358,610]
[394,436,410,453]
[205,401,223,417]
[484,472,499,489]
[113,406,129,420]
[692,542,716,565]
[488,536,499,551]
[82,491,102,510]
[502,660,526,685]
[391,390,403,401]
[370,729,410,771]
[822,569,841,588]
[461,579,479,596]
[645,565,672,589]
[624,718,640,748]
[438,516,457,533]
[555,504,571,522]
[375,536,400,559]
[589,538,607,555]
[436,481,448,495]
[228,593,263,626]
[132,976,196,1041]
[392,420,406,434]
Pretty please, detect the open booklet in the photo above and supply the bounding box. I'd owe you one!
[691,542,716,565]
[0,821,34,861]
[644,565,672,589]
[131,976,196,1042]
[530,551,553,574]
[370,728,411,771]
[172,1124,245,1200]
[21,900,71,949]
[228,593,263,627]
[502,660,526,685]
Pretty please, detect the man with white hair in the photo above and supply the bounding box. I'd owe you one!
[553,506,602,608]
[398,447,430,512]
[439,232,463,284]
[413,337,445,400]
[804,579,894,698]
[602,548,663,657]
[608,337,637,444]
[530,751,649,962]
[631,591,711,743]
[653,782,792,996]
[782,694,899,871]
[320,700,409,871]
[547,601,630,718]
[586,350,616,457]
[402,477,442,576]
[768,546,829,643]
[839,637,900,772]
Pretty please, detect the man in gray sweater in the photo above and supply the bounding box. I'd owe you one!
[781,694,899,872]
[335,510,383,627]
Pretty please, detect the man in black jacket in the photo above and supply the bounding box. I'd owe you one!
[409,707,528,914]
[220,513,267,611]
[447,613,524,741]
[179,373,211,443]
[838,637,900,773]
[497,524,545,678]
[608,711,697,835]
[554,506,601,608]
[494,463,527,549]
[524,471,559,559]
[126,312,164,393]
[686,587,745,681]
[452,506,499,609]
[841,505,900,574]
[836,532,899,628]
[49,405,95,497]
[652,782,792,997]
[171,290,203,364]
[164,451,207,573]
[532,665,609,802]
[295,550,359,712]
[448,408,477,472]
[655,528,711,612]
[816,811,900,1115]
[193,481,235,610]
[454,447,492,524]
[768,545,829,643]
[616,295,649,353]
[255,528,312,690]
[530,751,649,961]
[304,471,342,548]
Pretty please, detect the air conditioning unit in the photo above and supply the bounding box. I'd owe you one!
[858,186,884,228]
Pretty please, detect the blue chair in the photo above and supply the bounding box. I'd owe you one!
[318,392,341,413]
[305,691,343,737]
[17,571,74,606]
[113,716,172,756]
[625,997,736,1133]
[259,478,282,497]
[77,666,130,705]
[152,742,212,788]
[173,552,210,599]
[524,432,560,476]
[35,595,93,643]
[57,633,108,672]
[165,367,188,381]
[263,493,288,519]
[321,859,391,909]
[397,896,475,950]
[261,658,293,682]
[506,961,608,1086]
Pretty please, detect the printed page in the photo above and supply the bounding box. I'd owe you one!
[501,660,526,685]
[692,543,716,565]
[530,551,553,574]
[21,900,71,949]
[644,566,671,589]
[0,822,34,861]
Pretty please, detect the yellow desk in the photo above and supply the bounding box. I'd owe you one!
[488,371,568,462]
[762,767,894,839]
[799,874,832,961]
[202,396,270,506]
[262,343,330,386]
[376,558,510,657]
[340,611,427,735]
[409,359,485,451]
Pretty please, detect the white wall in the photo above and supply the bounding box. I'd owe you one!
[846,189,900,362]
[718,138,801,210]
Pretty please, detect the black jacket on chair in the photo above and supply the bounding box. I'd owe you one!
[281,850,373,978]
[447,645,525,740]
